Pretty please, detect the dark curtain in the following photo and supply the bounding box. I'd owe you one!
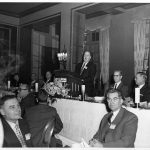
[41,46,59,79]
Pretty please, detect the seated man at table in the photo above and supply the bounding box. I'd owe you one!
[110,70,129,99]
[30,73,38,91]
[25,89,63,147]
[132,72,150,105]
[0,95,32,147]
[89,89,138,147]
[17,84,37,117]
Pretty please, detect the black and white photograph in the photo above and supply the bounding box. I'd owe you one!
[0,1,149,148]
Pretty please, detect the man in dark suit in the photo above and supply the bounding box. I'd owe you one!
[0,95,32,147]
[25,89,63,147]
[134,72,150,103]
[45,71,53,84]
[75,50,96,97]
[89,89,138,147]
[111,70,128,99]
[11,73,21,88]
[17,84,37,117]
[30,73,38,91]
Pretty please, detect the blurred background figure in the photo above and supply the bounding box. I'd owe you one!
[17,84,37,117]
[75,50,96,97]
[11,73,21,88]
[45,71,53,84]
[30,73,37,91]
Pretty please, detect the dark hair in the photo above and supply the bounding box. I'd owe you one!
[0,95,16,107]
[19,84,29,92]
[13,73,19,77]
[38,89,48,103]
[46,70,52,75]
[136,72,147,81]
[114,70,123,76]
[82,50,93,62]
[106,88,123,99]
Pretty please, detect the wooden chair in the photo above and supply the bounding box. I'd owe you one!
[39,119,55,147]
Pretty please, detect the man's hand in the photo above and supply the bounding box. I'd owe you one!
[89,139,103,147]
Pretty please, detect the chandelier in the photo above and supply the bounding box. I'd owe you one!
[57,45,67,70]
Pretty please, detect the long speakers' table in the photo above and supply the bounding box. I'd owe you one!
[52,99,150,147]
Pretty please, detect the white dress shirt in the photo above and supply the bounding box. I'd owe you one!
[6,120,19,135]
[114,81,121,89]
[111,108,121,122]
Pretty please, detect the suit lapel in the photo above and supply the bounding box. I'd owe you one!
[2,118,21,147]
[81,61,90,75]
[101,113,112,141]
[111,107,125,126]
[117,82,123,90]
[140,84,147,92]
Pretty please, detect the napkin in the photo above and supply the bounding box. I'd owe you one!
[71,138,90,148]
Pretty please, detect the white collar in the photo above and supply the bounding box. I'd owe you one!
[6,120,18,130]
[83,61,88,66]
[138,84,145,89]
[115,81,121,88]
[111,108,121,122]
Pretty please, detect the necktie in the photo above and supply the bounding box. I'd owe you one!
[15,124,27,147]
[80,62,86,75]
[108,113,113,124]
[114,83,117,89]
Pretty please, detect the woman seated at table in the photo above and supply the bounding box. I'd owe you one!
[11,73,21,88]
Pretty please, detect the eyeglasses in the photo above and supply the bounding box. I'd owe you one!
[113,75,120,77]
[18,88,28,91]
[107,97,120,102]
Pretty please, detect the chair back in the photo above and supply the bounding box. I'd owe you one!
[40,119,55,147]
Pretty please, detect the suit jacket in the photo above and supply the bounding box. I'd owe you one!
[140,84,150,102]
[93,107,138,147]
[1,117,32,147]
[131,84,150,103]
[75,61,96,96]
[111,82,129,99]
[20,92,37,117]
[25,104,63,147]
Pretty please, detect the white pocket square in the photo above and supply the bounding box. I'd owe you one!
[110,124,116,129]
[25,133,31,140]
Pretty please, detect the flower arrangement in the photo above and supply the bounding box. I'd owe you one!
[43,78,70,98]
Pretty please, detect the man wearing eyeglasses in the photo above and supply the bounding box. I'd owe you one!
[111,70,129,99]
[89,89,138,147]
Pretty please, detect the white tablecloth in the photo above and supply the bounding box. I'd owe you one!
[52,99,107,146]
[52,99,150,147]
[126,107,150,147]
